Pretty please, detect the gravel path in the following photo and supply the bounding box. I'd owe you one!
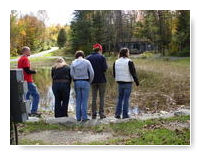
[27,108,190,127]
[20,130,113,145]
[19,108,190,145]
[10,47,59,62]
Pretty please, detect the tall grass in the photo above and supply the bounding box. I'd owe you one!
[10,56,190,115]
[99,58,190,114]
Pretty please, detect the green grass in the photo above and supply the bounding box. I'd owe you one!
[18,116,190,145]
[18,121,67,133]
[42,47,74,57]
[10,56,19,59]
[19,139,50,145]
[81,128,190,145]
[169,57,190,67]
[11,55,190,113]
[124,128,190,145]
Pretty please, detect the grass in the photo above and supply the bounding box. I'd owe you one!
[19,139,50,145]
[11,54,190,114]
[169,57,190,67]
[102,56,190,114]
[11,50,190,145]
[42,47,74,57]
[123,128,190,145]
[18,115,190,145]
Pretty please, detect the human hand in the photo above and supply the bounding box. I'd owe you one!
[135,85,139,90]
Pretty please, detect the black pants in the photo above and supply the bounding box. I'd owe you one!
[52,82,70,117]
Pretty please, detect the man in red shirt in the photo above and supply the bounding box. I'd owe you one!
[18,46,40,117]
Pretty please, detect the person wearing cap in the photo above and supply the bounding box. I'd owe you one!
[18,46,41,117]
[86,43,108,119]
[113,47,139,119]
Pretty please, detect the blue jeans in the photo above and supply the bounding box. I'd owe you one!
[115,83,132,118]
[52,82,70,117]
[26,82,40,113]
[74,81,90,121]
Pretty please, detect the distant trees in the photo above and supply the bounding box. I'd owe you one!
[57,28,67,48]
[10,11,68,56]
[10,10,190,57]
[10,11,48,56]
[176,10,190,53]
[70,10,190,56]
[70,10,137,54]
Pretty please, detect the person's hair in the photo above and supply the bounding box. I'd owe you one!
[93,48,100,52]
[53,57,67,69]
[119,47,129,58]
[75,50,85,59]
[21,46,30,53]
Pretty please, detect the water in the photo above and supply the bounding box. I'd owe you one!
[128,106,139,115]
[32,68,75,113]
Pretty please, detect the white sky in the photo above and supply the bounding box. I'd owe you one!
[18,10,75,26]
[46,10,74,26]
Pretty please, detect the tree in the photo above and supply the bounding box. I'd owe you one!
[57,28,67,48]
[176,10,190,52]
[10,10,20,56]
[69,10,190,56]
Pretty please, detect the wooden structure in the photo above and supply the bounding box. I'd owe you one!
[102,38,154,54]
[115,38,154,54]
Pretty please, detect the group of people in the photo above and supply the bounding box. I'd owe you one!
[17,43,139,122]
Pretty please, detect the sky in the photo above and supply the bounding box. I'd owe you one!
[18,10,75,26]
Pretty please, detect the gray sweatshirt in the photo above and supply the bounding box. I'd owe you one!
[70,58,94,83]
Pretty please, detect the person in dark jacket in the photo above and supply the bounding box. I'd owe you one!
[51,57,71,118]
[113,48,139,119]
[86,43,108,119]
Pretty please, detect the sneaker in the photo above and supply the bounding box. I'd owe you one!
[115,115,121,119]
[100,114,106,119]
[92,115,96,119]
[30,112,42,117]
[82,118,90,122]
[122,115,130,119]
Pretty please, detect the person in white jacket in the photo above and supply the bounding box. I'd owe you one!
[113,48,139,119]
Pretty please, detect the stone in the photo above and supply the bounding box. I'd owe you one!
[160,111,168,114]
[174,109,190,116]
[26,117,40,122]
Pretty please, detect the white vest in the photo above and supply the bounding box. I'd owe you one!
[115,57,134,82]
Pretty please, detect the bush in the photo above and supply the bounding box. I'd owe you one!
[168,51,190,57]
[140,51,155,59]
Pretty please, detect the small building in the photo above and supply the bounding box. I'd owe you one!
[101,38,154,54]
[115,38,154,54]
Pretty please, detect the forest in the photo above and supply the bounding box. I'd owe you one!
[10,10,190,57]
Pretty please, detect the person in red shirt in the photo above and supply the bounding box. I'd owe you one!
[18,46,40,117]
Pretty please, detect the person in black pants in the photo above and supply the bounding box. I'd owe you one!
[51,57,71,118]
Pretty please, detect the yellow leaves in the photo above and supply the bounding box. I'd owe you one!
[20,30,26,36]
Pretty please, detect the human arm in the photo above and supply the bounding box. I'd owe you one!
[88,62,94,83]
[102,56,108,72]
[23,67,36,74]
[113,62,116,78]
[128,61,139,86]
[70,65,74,80]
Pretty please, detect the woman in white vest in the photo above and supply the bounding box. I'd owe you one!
[113,48,139,119]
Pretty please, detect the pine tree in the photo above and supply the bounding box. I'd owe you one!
[57,28,67,48]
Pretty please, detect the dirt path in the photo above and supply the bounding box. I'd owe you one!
[10,47,59,62]
[19,130,114,145]
[19,108,190,145]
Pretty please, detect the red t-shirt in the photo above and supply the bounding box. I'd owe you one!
[18,55,33,82]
